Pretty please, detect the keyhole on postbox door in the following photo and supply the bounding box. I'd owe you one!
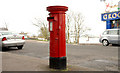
[50,22,53,31]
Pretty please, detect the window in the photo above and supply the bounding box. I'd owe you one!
[119,30,120,35]
[108,30,118,35]
[103,30,108,35]
[0,32,12,35]
[118,20,120,28]
[111,20,120,28]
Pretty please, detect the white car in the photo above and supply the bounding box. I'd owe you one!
[99,29,120,46]
[0,30,25,50]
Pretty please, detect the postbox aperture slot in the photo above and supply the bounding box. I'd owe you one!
[48,17,54,20]
[50,22,53,31]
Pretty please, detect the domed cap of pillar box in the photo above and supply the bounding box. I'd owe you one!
[47,6,68,13]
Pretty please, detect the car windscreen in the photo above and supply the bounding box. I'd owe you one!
[102,30,108,35]
[0,32,12,35]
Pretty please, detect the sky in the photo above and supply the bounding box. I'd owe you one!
[0,0,119,36]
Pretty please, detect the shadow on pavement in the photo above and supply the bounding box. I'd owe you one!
[2,47,20,52]
[111,44,120,47]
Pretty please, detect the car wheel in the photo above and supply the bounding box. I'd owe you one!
[17,46,23,49]
[102,40,109,46]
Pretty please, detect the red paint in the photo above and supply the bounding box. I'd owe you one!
[22,36,25,40]
[2,37,7,41]
[47,6,68,58]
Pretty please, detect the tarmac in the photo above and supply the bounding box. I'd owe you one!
[2,52,98,71]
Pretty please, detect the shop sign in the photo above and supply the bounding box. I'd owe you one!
[102,11,120,21]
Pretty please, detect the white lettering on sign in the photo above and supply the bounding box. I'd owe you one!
[118,12,120,17]
[103,14,107,20]
[102,12,120,20]
[112,13,117,18]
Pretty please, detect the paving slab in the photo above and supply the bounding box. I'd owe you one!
[2,52,49,71]
[2,52,98,71]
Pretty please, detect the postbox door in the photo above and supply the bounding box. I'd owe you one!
[50,19,59,57]
[58,14,66,57]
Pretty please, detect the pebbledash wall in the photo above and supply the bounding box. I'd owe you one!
[101,11,120,29]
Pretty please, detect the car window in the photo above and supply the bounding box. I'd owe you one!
[0,32,12,35]
[103,31,108,35]
[0,33,2,36]
[119,30,120,35]
[108,30,118,35]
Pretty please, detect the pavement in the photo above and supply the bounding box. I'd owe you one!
[2,52,98,71]
[0,52,2,72]
[1,40,118,71]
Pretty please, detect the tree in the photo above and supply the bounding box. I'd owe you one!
[66,12,73,43]
[81,28,91,41]
[32,18,49,40]
[73,13,84,44]
[5,22,8,30]
[0,21,8,31]
[73,12,77,43]
[73,12,90,44]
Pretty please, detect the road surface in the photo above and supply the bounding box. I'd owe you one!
[2,40,119,71]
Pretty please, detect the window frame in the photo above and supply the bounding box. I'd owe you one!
[118,30,120,35]
[103,30,109,35]
[108,30,118,35]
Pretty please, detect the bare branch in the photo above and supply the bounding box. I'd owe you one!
[32,17,49,40]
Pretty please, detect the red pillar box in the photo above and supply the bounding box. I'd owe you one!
[47,6,68,69]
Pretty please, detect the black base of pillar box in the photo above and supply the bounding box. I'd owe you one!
[49,57,66,70]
